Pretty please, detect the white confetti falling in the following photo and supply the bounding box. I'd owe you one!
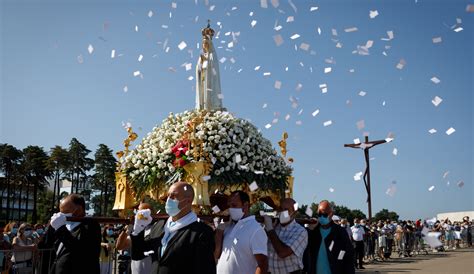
[323,120,333,127]
[251,20,257,28]
[428,128,437,134]
[133,71,141,77]
[396,59,406,70]
[273,34,284,46]
[392,148,398,156]
[123,86,128,93]
[446,127,456,135]
[454,27,463,32]
[359,91,367,97]
[77,55,84,64]
[310,6,319,12]
[312,109,320,117]
[265,124,272,129]
[324,67,332,74]
[249,181,259,192]
[329,187,335,192]
[432,37,442,44]
[369,10,379,19]
[138,54,143,62]
[212,205,220,213]
[87,44,94,54]
[354,172,363,181]
[431,77,441,84]
[111,49,116,58]
[148,10,153,18]
[320,84,328,93]
[431,96,443,107]
[274,81,282,89]
[344,27,358,33]
[178,41,187,51]
[300,43,310,51]
[428,185,435,192]
[290,34,300,40]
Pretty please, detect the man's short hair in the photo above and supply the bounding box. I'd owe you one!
[68,194,86,210]
[231,190,250,204]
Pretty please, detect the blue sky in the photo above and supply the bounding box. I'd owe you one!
[1,0,472,220]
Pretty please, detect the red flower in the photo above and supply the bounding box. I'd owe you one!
[177,158,186,167]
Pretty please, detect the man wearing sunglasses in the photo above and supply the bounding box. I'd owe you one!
[263,198,308,274]
[306,200,355,274]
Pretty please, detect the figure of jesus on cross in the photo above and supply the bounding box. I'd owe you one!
[344,135,392,220]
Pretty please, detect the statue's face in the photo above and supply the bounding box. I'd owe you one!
[202,39,210,53]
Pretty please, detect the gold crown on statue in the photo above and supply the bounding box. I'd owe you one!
[201,20,215,39]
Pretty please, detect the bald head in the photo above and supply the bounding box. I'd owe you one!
[318,200,333,217]
[168,181,194,200]
[60,194,85,217]
[167,182,194,221]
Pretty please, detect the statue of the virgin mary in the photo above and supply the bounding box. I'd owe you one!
[195,21,224,111]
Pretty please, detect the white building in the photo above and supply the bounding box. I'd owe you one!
[437,211,474,222]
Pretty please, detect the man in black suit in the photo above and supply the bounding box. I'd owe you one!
[306,200,355,274]
[130,181,216,274]
[47,194,101,274]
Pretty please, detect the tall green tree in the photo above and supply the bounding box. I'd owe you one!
[0,144,23,221]
[374,208,399,222]
[22,146,52,223]
[31,189,54,224]
[47,146,70,213]
[91,144,117,216]
[67,138,93,193]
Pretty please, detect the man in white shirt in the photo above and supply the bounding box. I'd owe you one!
[215,191,268,274]
[351,218,365,269]
[263,198,308,274]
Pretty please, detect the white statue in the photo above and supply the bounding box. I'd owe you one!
[196,21,224,111]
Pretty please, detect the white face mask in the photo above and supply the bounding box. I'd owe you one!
[279,210,292,224]
[229,207,244,221]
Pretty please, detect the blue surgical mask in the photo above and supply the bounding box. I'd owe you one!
[36,229,44,235]
[319,216,331,226]
[107,229,114,236]
[24,230,32,237]
[165,197,181,217]
[11,228,18,235]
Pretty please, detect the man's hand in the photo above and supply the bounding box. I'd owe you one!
[50,213,67,230]
[307,218,319,230]
[263,215,274,232]
[132,209,152,236]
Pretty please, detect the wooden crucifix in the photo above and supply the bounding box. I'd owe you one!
[344,136,391,220]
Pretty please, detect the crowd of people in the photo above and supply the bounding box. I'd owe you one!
[0,183,472,274]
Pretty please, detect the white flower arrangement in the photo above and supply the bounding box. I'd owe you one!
[122,110,292,196]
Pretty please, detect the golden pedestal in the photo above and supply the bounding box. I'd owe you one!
[183,162,211,206]
[112,172,138,211]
